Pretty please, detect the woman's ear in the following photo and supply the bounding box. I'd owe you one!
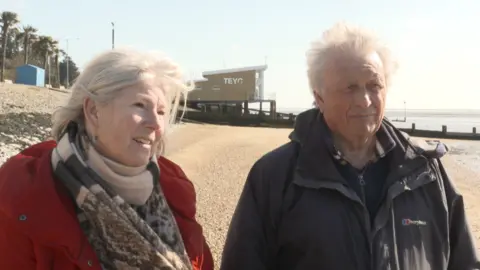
[83,97,100,128]
[313,90,324,113]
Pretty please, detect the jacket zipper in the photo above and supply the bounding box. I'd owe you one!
[358,173,367,204]
[358,166,374,269]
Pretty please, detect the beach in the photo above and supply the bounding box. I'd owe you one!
[1,84,479,268]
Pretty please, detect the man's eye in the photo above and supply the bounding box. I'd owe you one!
[369,84,383,91]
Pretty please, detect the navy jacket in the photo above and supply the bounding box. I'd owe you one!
[221,109,479,270]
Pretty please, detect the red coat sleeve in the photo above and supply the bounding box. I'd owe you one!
[158,157,214,270]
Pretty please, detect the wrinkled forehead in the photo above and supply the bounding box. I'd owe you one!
[323,51,385,86]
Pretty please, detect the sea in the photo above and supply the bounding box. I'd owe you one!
[277,108,480,174]
[276,108,480,133]
[384,109,480,133]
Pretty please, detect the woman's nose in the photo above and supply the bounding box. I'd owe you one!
[145,112,162,131]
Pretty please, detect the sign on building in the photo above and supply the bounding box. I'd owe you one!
[223,77,244,85]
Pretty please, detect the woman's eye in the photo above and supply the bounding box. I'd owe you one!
[157,110,165,116]
[134,102,145,108]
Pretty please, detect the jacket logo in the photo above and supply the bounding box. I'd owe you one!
[402,218,427,226]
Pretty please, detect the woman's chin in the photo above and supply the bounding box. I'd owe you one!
[120,153,152,167]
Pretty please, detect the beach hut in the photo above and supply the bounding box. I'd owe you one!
[15,64,45,87]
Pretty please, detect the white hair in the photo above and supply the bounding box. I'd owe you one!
[51,48,192,155]
[306,22,398,94]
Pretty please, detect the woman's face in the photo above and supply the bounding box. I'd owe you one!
[84,77,167,167]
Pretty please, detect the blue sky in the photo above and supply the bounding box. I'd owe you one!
[2,0,480,110]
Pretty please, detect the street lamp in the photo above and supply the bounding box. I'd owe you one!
[64,37,79,88]
[111,22,115,49]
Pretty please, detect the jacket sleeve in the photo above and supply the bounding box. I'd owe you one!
[438,161,480,270]
[220,161,273,270]
[0,213,36,269]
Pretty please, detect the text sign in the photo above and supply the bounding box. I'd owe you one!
[224,77,244,85]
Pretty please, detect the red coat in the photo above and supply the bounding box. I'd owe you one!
[0,141,213,270]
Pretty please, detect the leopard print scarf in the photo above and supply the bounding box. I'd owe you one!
[50,122,192,270]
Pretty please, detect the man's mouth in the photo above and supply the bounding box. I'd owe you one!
[350,114,376,118]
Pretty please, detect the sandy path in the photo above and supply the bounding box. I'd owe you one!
[166,124,480,268]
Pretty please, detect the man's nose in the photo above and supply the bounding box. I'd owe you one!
[354,88,373,108]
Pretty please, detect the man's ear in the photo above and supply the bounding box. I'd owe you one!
[313,90,325,112]
[83,97,100,128]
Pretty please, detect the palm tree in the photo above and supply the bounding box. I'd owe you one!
[33,36,53,70]
[0,11,19,82]
[6,27,20,59]
[17,25,38,64]
[33,36,58,84]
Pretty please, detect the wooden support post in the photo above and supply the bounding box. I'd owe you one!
[270,100,276,120]
[236,103,242,115]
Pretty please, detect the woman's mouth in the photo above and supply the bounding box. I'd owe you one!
[133,138,153,147]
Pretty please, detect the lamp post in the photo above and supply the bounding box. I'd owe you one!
[64,37,79,88]
[111,22,115,49]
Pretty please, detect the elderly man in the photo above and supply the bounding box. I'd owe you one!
[220,23,479,270]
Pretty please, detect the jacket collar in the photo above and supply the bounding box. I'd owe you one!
[289,109,426,184]
[316,113,396,167]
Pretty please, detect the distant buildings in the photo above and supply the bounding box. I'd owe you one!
[188,65,268,102]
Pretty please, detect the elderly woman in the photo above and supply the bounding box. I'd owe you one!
[221,23,479,270]
[0,49,213,270]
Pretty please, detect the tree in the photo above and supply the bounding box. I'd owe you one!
[0,11,19,82]
[16,25,38,64]
[33,35,58,85]
[59,56,79,87]
[32,35,56,71]
[0,10,80,85]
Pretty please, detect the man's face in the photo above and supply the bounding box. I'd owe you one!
[314,51,387,141]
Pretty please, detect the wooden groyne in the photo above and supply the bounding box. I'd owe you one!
[178,99,480,141]
[399,123,480,140]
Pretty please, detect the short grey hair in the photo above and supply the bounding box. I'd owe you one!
[306,22,398,93]
[51,48,192,155]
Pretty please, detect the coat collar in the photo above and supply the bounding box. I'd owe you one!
[289,109,427,184]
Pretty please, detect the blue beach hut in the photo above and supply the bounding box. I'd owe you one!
[15,64,45,87]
